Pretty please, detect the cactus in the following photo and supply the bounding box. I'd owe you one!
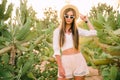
[80,3,120,79]
[0,0,13,37]
[89,3,120,56]
[0,0,59,79]
[0,0,13,21]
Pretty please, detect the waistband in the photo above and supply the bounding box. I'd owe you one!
[62,48,80,55]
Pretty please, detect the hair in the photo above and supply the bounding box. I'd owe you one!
[59,8,79,50]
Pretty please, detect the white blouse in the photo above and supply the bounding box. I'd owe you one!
[53,27,97,57]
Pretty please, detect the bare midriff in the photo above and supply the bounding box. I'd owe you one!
[62,48,80,55]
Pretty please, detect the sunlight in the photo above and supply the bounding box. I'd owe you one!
[2,0,119,19]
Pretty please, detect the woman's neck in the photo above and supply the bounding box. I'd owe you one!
[65,24,71,33]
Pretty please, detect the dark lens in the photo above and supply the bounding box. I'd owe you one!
[70,16,74,19]
[64,15,69,18]
[64,15,74,19]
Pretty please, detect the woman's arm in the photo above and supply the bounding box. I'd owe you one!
[53,28,65,78]
[55,55,65,78]
[78,14,97,36]
[86,19,95,30]
[80,14,95,30]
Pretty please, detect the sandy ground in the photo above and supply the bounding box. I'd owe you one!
[85,67,103,80]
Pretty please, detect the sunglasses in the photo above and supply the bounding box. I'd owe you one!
[64,15,75,19]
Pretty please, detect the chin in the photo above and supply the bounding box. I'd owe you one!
[66,22,72,25]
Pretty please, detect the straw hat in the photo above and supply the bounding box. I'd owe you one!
[60,4,80,19]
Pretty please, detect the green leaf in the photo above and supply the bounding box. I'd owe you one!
[24,30,37,41]
[92,20,104,29]
[106,12,117,30]
[109,66,118,80]
[16,44,29,51]
[17,56,24,68]
[27,72,36,79]
[16,17,32,41]
[0,70,13,80]
[2,30,12,42]
[22,53,34,76]
[1,53,9,64]
[97,13,105,24]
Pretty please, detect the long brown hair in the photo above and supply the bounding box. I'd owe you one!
[59,8,79,50]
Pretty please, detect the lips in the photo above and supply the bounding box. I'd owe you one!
[65,19,72,24]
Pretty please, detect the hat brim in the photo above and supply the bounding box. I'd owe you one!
[60,4,79,19]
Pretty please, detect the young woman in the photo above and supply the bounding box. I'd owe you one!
[53,4,97,80]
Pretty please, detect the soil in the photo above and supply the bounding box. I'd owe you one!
[85,67,103,80]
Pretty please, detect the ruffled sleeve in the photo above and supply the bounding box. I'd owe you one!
[52,28,61,58]
[78,27,97,37]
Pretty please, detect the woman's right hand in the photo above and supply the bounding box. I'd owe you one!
[58,66,65,78]
[79,13,88,22]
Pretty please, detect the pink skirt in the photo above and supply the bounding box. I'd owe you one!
[58,53,89,78]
